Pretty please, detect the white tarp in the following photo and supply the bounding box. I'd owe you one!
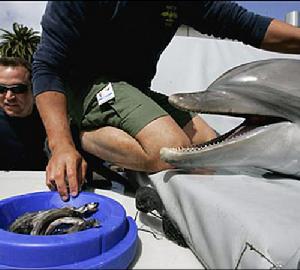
[147,36,300,269]
[149,170,300,269]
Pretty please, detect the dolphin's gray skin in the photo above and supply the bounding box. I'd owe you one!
[160,59,300,177]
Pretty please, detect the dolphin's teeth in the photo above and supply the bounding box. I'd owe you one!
[168,122,266,155]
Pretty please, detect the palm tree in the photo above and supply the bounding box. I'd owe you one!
[0,22,40,63]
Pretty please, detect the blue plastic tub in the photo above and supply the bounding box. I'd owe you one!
[0,191,138,269]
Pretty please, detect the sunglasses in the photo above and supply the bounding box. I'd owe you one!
[0,84,29,94]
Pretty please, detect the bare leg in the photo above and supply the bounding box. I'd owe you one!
[80,115,191,172]
[183,114,217,145]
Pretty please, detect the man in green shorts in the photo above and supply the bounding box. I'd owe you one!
[68,78,216,175]
[33,2,300,201]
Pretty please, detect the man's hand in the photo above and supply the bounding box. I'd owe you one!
[35,91,87,201]
[46,144,87,201]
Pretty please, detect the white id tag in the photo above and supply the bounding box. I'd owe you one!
[96,82,115,106]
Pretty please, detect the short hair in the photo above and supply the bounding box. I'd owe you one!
[0,57,31,75]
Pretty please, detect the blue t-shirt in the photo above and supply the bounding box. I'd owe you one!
[32,1,272,96]
[0,107,47,170]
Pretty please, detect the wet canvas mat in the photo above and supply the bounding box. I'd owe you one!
[146,170,300,269]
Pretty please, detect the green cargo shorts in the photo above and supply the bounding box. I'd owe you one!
[71,80,196,137]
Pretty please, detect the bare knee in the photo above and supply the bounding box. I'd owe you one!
[142,135,190,172]
[136,119,191,172]
[138,152,171,173]
[80,117,192,173]
[184,115,217,144]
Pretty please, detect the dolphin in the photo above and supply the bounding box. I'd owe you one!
[160,58,300,178]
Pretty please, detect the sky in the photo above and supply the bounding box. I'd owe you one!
[0,1,46,33]
[236,1,300,21]
[0,1,300,34]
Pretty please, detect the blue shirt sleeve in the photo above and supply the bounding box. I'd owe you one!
[179,1,273,48]
[33,1,273,97]
[32,1,88,96]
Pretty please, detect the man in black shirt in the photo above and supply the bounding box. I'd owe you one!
[32,1,300,200]
[0,57,47,170]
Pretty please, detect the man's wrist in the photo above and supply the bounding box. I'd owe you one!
[48,136,75,152]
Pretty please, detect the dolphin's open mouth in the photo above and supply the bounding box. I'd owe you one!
[195,115,288,150]
[161,114,289,158]
[161,59,300,177]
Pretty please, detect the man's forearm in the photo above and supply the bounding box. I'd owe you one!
[261,19,300,54]
[35,91,74,151]
[35,91,86,200]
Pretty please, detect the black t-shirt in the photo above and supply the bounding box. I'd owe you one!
[32,1,273,95]
[32,1,272,129]
[0,106,47,171]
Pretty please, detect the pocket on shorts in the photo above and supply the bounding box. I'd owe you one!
[107,81,145,120]
[82,81,109,117]
[81,81,144,131]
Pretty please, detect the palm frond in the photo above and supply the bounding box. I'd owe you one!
[0,22,41,62]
